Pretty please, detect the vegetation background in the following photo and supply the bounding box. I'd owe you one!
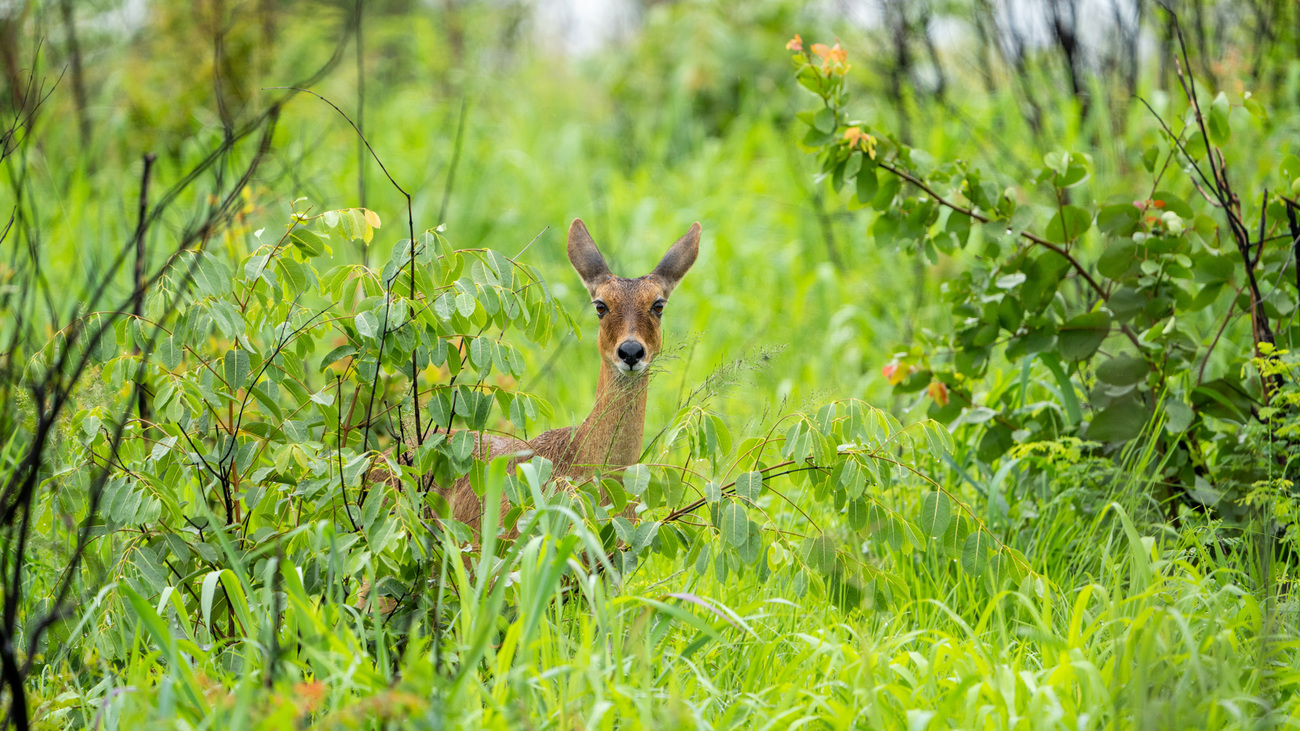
[0,0,1298,728]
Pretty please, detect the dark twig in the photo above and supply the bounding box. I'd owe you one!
[266,85,424,451]
[132,154,156,424]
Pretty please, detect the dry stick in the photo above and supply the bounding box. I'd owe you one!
[1287,199,1300,298]
[1,23,352,723]
[1197,282,1245,385]
[1164,10,1273,348]
[132,154,156,425]
[336,374,359,531]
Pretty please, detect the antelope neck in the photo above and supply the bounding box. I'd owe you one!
[571,358,649,472]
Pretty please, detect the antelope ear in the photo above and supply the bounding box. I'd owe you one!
[651,222,700,296]
[567,218,611,296]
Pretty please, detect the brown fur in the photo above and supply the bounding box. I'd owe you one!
[437,218,701,531]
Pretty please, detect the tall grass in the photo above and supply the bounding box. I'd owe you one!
[25,434,1294,729]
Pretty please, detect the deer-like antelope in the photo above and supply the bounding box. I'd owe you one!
[439,218,701,529]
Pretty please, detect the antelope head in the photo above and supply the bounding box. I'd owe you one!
[567,219,701,376]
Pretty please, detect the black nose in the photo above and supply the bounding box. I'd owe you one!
[617,340,646,366]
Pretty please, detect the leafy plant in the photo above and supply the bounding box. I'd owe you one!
[788,27,1300,522]
[39,186,1040,726]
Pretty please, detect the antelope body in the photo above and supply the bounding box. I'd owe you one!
[439,218,701,528]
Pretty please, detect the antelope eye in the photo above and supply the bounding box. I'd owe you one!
[593,300,608,318]
[651,300,666,316]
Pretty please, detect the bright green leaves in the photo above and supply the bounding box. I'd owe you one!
[1042,150,1090,188]
[354,310,380,340]
[623,464,650,498]
[801,533,837,575]
[191,253,232,298]
[289,228,326,257]
[919,491,951,539]
[1208,92,1232,147]
[962,530,991,576]
[734,471,763,502]
[855,165,878,204]
[705,481,723,503]
[721,501,748,548]
[319,207,380,246]
[1045,205,1093,243]
[222,349,250,391]
[158,336,183,371]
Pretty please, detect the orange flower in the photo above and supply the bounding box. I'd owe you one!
[843,126,877,158]
[927,381,950,406]
[812,42,850,74]
[882,362,911,385]
[294,681,327,714]
[786,34,803,52]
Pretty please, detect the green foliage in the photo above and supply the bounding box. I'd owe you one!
[10,2,1300,728]
[44,198,1006,727]
[789,38,1300,526]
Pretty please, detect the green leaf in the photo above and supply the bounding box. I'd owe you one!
[320,345,356,371]
[354,311,379,340]
[276,258,308,295]
[705,481,722,503]
[1150,191,1194,218]
[919,491,951,539]
[250,383,283,422]
[455,292,476,318]
[801,533,836,575]
[1097,240,1137,278]
[855,166,878,204]
[192,254,232,298]
[847,498,869,532]
[289,228,325,256]
[1085,399,1148,442]
[1045,205,1092,243]
[602,478,627,514]
[159,336,183,371]
[721,501,748,548]
[734,471,762,502]
[1098,204,1140,236]
[872,175,900,212]
[1165,399,1194,434]
[1096,354,1149,386]
[223,349,249,390]
[201,570,223,633]
[812,107,836,133]
[941,515,970,559]
[1058,311,1111,361]
[962,531,990,575]
[622,464,650,497]
[1208,92,1231,147]
[450,430,475,461]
